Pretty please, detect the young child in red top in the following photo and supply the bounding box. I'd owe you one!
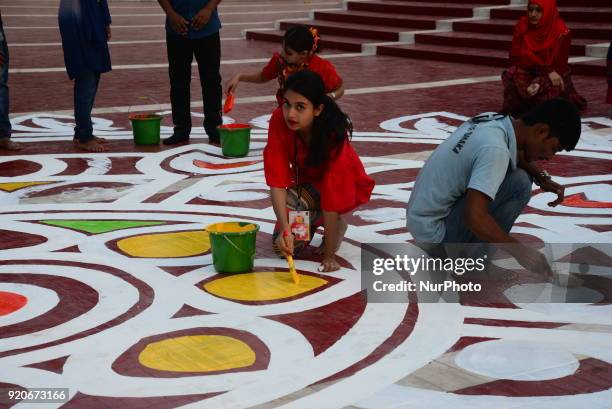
[264,70,374,273]
[225,26,344,105]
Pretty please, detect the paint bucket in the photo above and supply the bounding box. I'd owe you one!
[129,114,162,145]
[218,124,251,157]
[205,221,259,274]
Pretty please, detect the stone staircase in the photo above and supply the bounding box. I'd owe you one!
[244,0,611,76]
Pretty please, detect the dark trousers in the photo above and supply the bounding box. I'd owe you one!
[0,19,11,139]
[166,32,222,142]
[73,68,100,142]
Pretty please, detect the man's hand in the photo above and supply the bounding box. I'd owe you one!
[169,11,189,35]
[536,175,565,207]
[513,245,553,279]
[527,82,540,96]
[548,71,565,91]
[192,7,212,30]
[106,26,112,41]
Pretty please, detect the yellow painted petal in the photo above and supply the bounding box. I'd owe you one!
[204,271,328,301]
[0,181,53,192]
[139,335,255,372]
[117,230,210,258]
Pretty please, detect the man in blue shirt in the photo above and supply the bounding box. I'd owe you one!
[59,0,112,152]
[407,98,581,275]
[158,0,223,146]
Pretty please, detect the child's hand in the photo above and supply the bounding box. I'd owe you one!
[225,74,240,95]
[319,257,340,273]
[275,229,294,256]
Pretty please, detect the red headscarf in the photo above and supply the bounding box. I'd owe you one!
[510,0,569,67]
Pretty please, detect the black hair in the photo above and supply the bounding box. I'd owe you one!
[521,98,581,151]
[283,70,351,167]
[283,26,321,54]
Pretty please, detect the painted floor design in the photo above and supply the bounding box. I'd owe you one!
[1,0,612,408]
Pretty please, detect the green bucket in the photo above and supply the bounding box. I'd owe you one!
[218,124,251,157]
[130,114,162,145]
[205,221,260,274]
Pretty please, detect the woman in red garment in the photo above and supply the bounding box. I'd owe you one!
[502,0,586,116]
[264,70,374,273]
[225,26,344,105]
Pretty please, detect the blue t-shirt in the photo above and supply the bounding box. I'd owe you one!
[406,113,518,243]
[167,0,221,39]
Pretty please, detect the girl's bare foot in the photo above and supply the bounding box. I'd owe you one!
[74,139,108,152]
[0,138,23,151]
[318,257,341,273]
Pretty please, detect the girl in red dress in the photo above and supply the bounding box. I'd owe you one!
[502,0,586,116]
[264,70,374,272]
[225,26,344,105]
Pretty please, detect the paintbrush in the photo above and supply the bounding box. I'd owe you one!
[286,255,300,284]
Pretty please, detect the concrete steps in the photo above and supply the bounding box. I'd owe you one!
[244,0,610,76]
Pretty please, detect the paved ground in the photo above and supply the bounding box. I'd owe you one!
[0,0,611,408]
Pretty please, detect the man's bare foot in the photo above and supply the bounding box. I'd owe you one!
[74,139,108,152]
[0,138,23,151]
[94,136,107,143]
[314,218,348,255]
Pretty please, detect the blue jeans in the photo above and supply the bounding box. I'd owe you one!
[73,69,100,142]
[0,22,11,139]
[443,168,532,243]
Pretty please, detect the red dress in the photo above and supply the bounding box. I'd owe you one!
[264,108,374,214]
[261,53,343,104]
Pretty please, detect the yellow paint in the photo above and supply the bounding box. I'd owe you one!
[138,335,256,372]
[206,222,258,234]
[204,271,327,301]
[116,230,210,258]
[0,181,52,192]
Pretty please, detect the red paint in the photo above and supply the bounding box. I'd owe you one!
[463,318,567,329]
[128,114,162,120]
[61,392,224,409]
[0,291,28,316]
[447,336,499,353]
[267,292,367,356]
[25,356,70,375]
[192,159,260,169]
[0,160,42,177]
[218,123,250,130]
[0,230,48,250]
[563,193,612,208]
[454,358,612,397]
